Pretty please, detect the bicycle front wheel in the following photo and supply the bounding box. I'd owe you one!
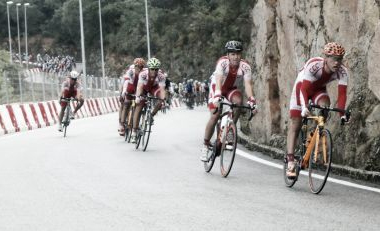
[125,107,135,142]
[63,107,70,138]
[220,121,237,177]
[141,113,152,152]
[308,129,332,194]
[135,112,146,149]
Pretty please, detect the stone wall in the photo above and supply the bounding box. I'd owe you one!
[246,0,380,171]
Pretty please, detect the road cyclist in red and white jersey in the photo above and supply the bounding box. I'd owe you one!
[58,71,85,132]
[118,58,146,136]
[200,40,258,161]
[286,42,350,178]
[130,58,167,143]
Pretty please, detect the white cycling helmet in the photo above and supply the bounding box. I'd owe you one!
[70,71,80,79]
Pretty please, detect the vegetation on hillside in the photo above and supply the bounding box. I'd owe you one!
[0,0,255,80]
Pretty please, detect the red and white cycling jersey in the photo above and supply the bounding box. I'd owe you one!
[61,78,82,93]
[209,56,252,98]
[61,78,82,106]
[289,57,349,117]
[122,65,146,95]
[138,68,166,92]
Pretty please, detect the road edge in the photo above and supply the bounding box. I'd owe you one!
[237,127,380,185]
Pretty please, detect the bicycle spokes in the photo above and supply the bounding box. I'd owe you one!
[220,122,237,177]
[308,129,332,194]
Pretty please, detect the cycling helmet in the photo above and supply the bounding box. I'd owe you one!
[225,40,243,52]
[323,42,345,56]
[147,58,161,69]
[70,71,79,79]
[133,58,146,68]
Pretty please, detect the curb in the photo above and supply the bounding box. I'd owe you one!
[237,126,380,185]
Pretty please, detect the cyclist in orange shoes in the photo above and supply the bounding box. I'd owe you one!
[286,42,350,178]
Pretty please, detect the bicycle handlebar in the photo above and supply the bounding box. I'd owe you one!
[308,103,351,125]
[60,97,78,103]
[213,98,256,121]
[137,94,161,101]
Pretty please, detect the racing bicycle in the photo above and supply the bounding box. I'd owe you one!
[135,95,160,151]
[203,97,255,177]
[284,103,351,194]
[60,97,78,138]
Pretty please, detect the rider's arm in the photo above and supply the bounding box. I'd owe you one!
[244,77,254,99]
[214,74,222,97]
[337,68,349,116]
[300,80,312,108]
[159,86,166,100]
[135,82,143,98]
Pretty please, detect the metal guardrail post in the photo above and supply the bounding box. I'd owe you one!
[30,72,35,102]
[4,72,9,104]
[42,72,46,101]
[18,72,23,103]
[51,73,54,101]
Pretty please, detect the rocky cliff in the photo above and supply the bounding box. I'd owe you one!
[246,0,380,171]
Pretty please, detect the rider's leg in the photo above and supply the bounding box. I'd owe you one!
[151,99,163,117]
[229,91,243,124]
[73,96,84,114]
[122,100,132,124]
[118,103,125,127]
[203,108,220,146]
[132,103,143,132]
[59,104,67,123]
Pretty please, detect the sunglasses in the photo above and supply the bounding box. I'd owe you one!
[327,55,343,62]
[149,68,159,71]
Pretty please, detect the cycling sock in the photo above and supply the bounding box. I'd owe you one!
[287,153,295,161]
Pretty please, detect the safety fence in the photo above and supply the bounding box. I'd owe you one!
[0,68,120,105]
[0,96,121,136]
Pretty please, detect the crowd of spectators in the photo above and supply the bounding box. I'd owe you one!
[12,52,76,75]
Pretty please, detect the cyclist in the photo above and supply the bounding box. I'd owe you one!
[58,70,84,132]
[200,40,257,161]
[286,42,350,178]
[130,58,166,143]
[118,58,146,136]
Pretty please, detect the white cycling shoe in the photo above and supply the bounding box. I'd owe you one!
[200,145,210,162]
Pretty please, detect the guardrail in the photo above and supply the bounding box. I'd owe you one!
[1,68,120,105]
[0,96,121,136]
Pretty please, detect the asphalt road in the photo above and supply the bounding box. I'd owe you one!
[0,106,379,231]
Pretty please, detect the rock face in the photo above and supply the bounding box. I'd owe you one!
[246,0,380,171]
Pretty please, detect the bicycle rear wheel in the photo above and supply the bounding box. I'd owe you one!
[284,132,304,187]
[141,113,152,152]
[220,121,237,177]
[308,129,332,194]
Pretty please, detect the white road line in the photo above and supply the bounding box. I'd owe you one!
[236,149,380,194]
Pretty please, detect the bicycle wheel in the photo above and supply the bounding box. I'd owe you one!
[135,112,146,149]
[308,129,332,194]
[125,107,134,142]
[63,107,70,138]
[204,125,219,172]
[220,120,237,177]
[141,112,152,152]
[284,132,305,187]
